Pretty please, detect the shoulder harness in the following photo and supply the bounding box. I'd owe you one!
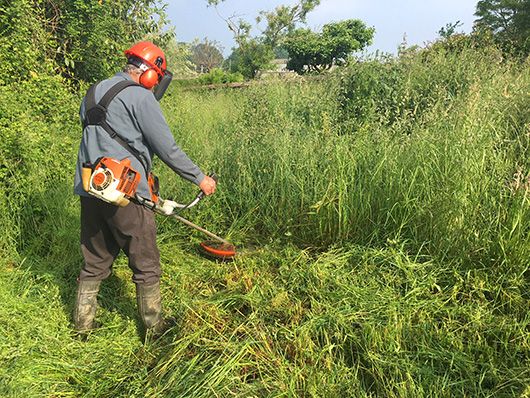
[82,80,148,174]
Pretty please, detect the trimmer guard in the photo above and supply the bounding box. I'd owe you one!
[199,240,236,259]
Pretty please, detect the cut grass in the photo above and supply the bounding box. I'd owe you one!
[2,242,529,396]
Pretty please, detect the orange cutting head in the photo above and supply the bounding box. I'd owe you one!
[200,240,236,259]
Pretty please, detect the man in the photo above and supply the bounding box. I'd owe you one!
[72,41,216,340]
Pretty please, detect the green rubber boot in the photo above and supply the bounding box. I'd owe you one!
[136,283,174,342]
[73,280,101,334]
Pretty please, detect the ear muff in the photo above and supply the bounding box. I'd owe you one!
[139,68,160,89]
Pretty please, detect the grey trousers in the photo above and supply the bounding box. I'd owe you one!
[79,196,161,286]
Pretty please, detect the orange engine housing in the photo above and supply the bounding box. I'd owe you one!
[86,157,141,206]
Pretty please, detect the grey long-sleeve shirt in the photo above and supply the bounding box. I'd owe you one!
[73,72,205,200]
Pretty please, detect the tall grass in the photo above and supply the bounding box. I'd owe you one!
[1,45,530,396]
[164,48,530,271]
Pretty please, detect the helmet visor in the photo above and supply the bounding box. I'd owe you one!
[154,69,173,101]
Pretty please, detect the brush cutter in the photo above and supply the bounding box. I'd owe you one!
[82,158,235,259]
[134,173,237,260]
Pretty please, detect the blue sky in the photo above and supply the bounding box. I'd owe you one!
[166,0,479,56]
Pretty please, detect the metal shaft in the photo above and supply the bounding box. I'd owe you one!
[170,214,231,245]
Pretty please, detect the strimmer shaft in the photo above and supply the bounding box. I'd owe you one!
[170,214,231,245]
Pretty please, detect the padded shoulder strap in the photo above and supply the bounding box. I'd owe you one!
[98,80,141,110]
[83,80,141,129]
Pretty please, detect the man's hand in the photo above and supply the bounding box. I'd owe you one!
[199,175,217,196]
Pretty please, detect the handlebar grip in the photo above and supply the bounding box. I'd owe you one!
[196,173,218,200]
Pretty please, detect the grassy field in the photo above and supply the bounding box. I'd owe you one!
[1,44,530,397]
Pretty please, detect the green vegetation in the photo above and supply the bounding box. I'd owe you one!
[475,0,530,55]
[0,0,176,84]
[284,19,374,74]
[190,38,225,73]
[173,69,245,88]
[2,14,530,397]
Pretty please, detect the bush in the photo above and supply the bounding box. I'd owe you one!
[0,74,80,262]
[198,69,245,85]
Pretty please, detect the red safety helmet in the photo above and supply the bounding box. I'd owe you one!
[124,41,167,89]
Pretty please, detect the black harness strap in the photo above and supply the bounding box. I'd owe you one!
[82,80,149,174]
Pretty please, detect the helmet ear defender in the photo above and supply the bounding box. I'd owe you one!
[139,68,160,89]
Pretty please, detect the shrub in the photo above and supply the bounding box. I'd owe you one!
[198,69,245,85]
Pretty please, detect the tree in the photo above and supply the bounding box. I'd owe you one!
[190,38,224,73]
[56,0,175,82]
[274,46,289,59]
[474,0,530,54]
[160,37,195,78]
[0,0,174,84]
[438,21,465,39]
[284,19,374,74]
[224,49,242,74]
[206,0,321,79]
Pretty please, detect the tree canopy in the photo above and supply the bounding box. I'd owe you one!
[284,19,374,74]
[190,39,225,73]
[0,0,184,84]
[474,0,530,54]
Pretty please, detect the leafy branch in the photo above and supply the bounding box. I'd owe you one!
[206,0,321,78]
